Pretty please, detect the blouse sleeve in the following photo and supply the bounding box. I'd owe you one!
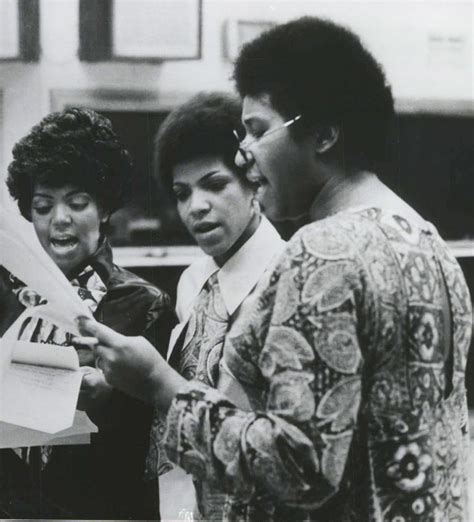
[164,223,368,509]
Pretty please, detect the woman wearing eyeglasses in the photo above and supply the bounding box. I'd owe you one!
[78,17,472,522]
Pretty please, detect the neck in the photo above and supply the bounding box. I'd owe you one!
[214,211,261,267]
[309,170,424,224]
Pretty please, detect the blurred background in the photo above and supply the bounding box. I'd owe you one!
[0,1,473,516]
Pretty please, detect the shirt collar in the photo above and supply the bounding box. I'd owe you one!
[177,216,285,320]
[218,215,285,315]
[68,239,115,285]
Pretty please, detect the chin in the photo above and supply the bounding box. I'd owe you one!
[199,243,224,259]
[55,261,74,276]
[49,253,79,276]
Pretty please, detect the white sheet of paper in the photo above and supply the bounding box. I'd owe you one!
[0,411,98,448]
[11,339,78,370]
[0,309,30,384]
[0,340,82,433]
[0,208,92,335]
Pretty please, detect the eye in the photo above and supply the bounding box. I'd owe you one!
[245,122,267,141]
[252,129,266,139]
[69,196,90,211]
[173,187,190,202]
[204,179,228,193]
[32,204,52,215]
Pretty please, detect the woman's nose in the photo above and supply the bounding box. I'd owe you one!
[189,191,211,215]
[234,147,254,169]
[51,204,72,226]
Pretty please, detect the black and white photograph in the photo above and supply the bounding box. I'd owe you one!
[0,1,473,521]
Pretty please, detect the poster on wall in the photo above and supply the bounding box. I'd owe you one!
[79,0,202,61]
[0,0,39,62]
[113,0,202,59]
[0,0,19,59]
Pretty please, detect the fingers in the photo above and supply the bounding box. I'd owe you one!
[79,366,96,376]
[79,366,99,390]
[72,336,99,349]
[76,316,126,348]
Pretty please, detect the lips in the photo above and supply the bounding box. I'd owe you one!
[193,222,220,234]
[247,168,267,186]
[49,235,79,252]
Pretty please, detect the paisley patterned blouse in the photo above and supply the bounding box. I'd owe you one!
[165,208,472,522]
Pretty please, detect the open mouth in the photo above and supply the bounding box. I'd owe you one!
[50,236,79,252]
[247,169,267,186]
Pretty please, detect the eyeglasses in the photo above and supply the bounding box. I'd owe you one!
[233,114,302,164]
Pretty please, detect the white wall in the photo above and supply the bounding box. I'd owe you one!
[0,0,472,202]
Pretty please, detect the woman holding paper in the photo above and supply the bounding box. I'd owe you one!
[77,18,472,522]
[0,108,175,519]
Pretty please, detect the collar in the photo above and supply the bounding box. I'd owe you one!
[218,216,285,315]
[68,239,115,286]
[177,216,285,320]
[309,171,429,228]
[309,171,379,221]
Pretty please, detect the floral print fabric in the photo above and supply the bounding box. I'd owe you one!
[165,208,472,522]
[10,266,106,346]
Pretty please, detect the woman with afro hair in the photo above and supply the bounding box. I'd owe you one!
[0,107,175,519]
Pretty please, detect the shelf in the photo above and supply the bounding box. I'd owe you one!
[113,241,474,268]
[113,245,204,267]
[446,240,474,259]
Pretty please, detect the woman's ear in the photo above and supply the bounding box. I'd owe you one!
[314,125,340,154]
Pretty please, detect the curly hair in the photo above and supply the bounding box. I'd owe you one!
[7,107,133,219]
[155,91,249,194]
[234,16,394,171]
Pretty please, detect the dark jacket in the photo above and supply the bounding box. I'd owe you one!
[0,241,176,520]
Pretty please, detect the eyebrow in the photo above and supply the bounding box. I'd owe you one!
[32,190,87,199]
[173,170,222,187]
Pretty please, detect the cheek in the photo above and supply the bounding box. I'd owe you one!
[176,203,192,229]
[77,212,102,242]
[226,192,253,226]
[31,216,49,243]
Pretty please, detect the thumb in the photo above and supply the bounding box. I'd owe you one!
[76,316,125,348]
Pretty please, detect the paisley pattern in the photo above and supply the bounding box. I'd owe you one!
[179,271,228,386]
[165,208,472,522]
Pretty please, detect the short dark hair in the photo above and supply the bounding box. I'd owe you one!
[155,92,248,194]
[7,107,132,219]
[234,16,394,171]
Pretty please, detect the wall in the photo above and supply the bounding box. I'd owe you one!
[0,0,472,203]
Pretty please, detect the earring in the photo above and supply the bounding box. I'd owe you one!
[251,196,261,218]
